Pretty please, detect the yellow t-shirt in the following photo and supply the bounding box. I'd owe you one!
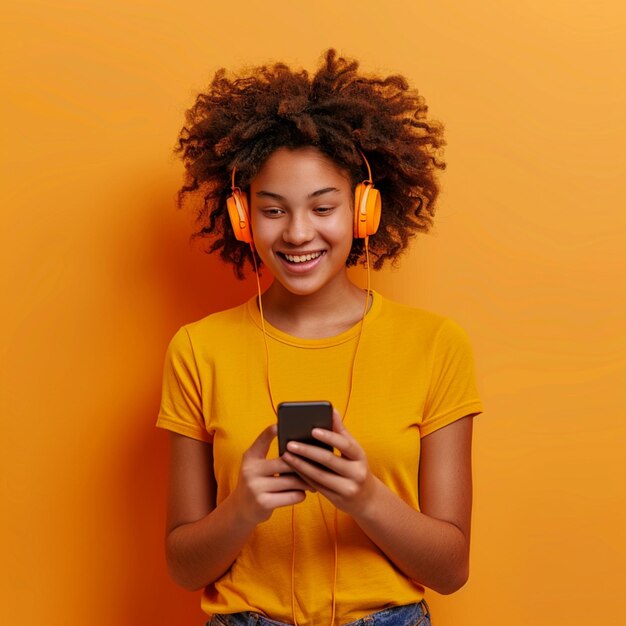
[157,291,483,625]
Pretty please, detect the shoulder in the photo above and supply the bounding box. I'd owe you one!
[176,299,252,342]
[377,293,467,342]
[164,299,253,361]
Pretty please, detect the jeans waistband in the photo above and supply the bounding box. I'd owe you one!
[207,599,431,626]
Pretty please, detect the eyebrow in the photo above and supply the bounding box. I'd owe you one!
[255,187,340,201]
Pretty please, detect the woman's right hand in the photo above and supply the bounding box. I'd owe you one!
[165,425,310,591]
[232,423,311,525]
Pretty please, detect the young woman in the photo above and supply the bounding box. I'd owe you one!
[157,49,483,626]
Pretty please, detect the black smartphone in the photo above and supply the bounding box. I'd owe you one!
[277,401,333,456]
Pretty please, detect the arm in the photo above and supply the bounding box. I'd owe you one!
[357,415,474,594]
[282,412,476,595]
[165,425,310,591]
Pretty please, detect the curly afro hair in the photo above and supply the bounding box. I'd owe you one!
[175,49,445,278]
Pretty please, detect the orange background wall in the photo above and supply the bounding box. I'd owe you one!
[2,1,625,624]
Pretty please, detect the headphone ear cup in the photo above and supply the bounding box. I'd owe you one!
[226,189,253,244]
[353,182,382,238]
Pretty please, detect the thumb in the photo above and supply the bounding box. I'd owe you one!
[246,423,278,459]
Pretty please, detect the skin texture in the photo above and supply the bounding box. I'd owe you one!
[164,147,476,595]
[249,146,368,337]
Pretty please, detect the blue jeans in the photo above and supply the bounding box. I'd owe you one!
[206,600,431,626]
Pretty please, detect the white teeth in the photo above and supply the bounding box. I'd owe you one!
[284,251,322,263]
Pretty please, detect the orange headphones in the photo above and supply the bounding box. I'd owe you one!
[226,150,381,244]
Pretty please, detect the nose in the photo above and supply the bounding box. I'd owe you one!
[282,211,315,245]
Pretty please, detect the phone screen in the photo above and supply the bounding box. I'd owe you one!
[277,401,333,456]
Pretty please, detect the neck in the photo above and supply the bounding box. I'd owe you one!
[260,273,368,339]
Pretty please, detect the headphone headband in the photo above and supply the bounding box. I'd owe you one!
[358,149,373,183]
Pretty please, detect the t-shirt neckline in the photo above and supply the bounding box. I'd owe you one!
[246,289,383,348]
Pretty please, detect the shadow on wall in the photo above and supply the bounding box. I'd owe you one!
[110,175,270,625]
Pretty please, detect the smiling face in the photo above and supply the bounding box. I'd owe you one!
[249,146,355,299]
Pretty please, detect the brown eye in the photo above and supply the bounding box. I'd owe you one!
[262,208,284,217]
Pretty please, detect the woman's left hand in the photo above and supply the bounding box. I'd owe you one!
[281,409,378,516]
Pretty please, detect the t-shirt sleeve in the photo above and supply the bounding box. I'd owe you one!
[420,318,484,437]
[156,326,213,443]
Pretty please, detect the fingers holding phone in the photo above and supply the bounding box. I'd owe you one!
[232,423,312,525]
[280,406,377,516]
